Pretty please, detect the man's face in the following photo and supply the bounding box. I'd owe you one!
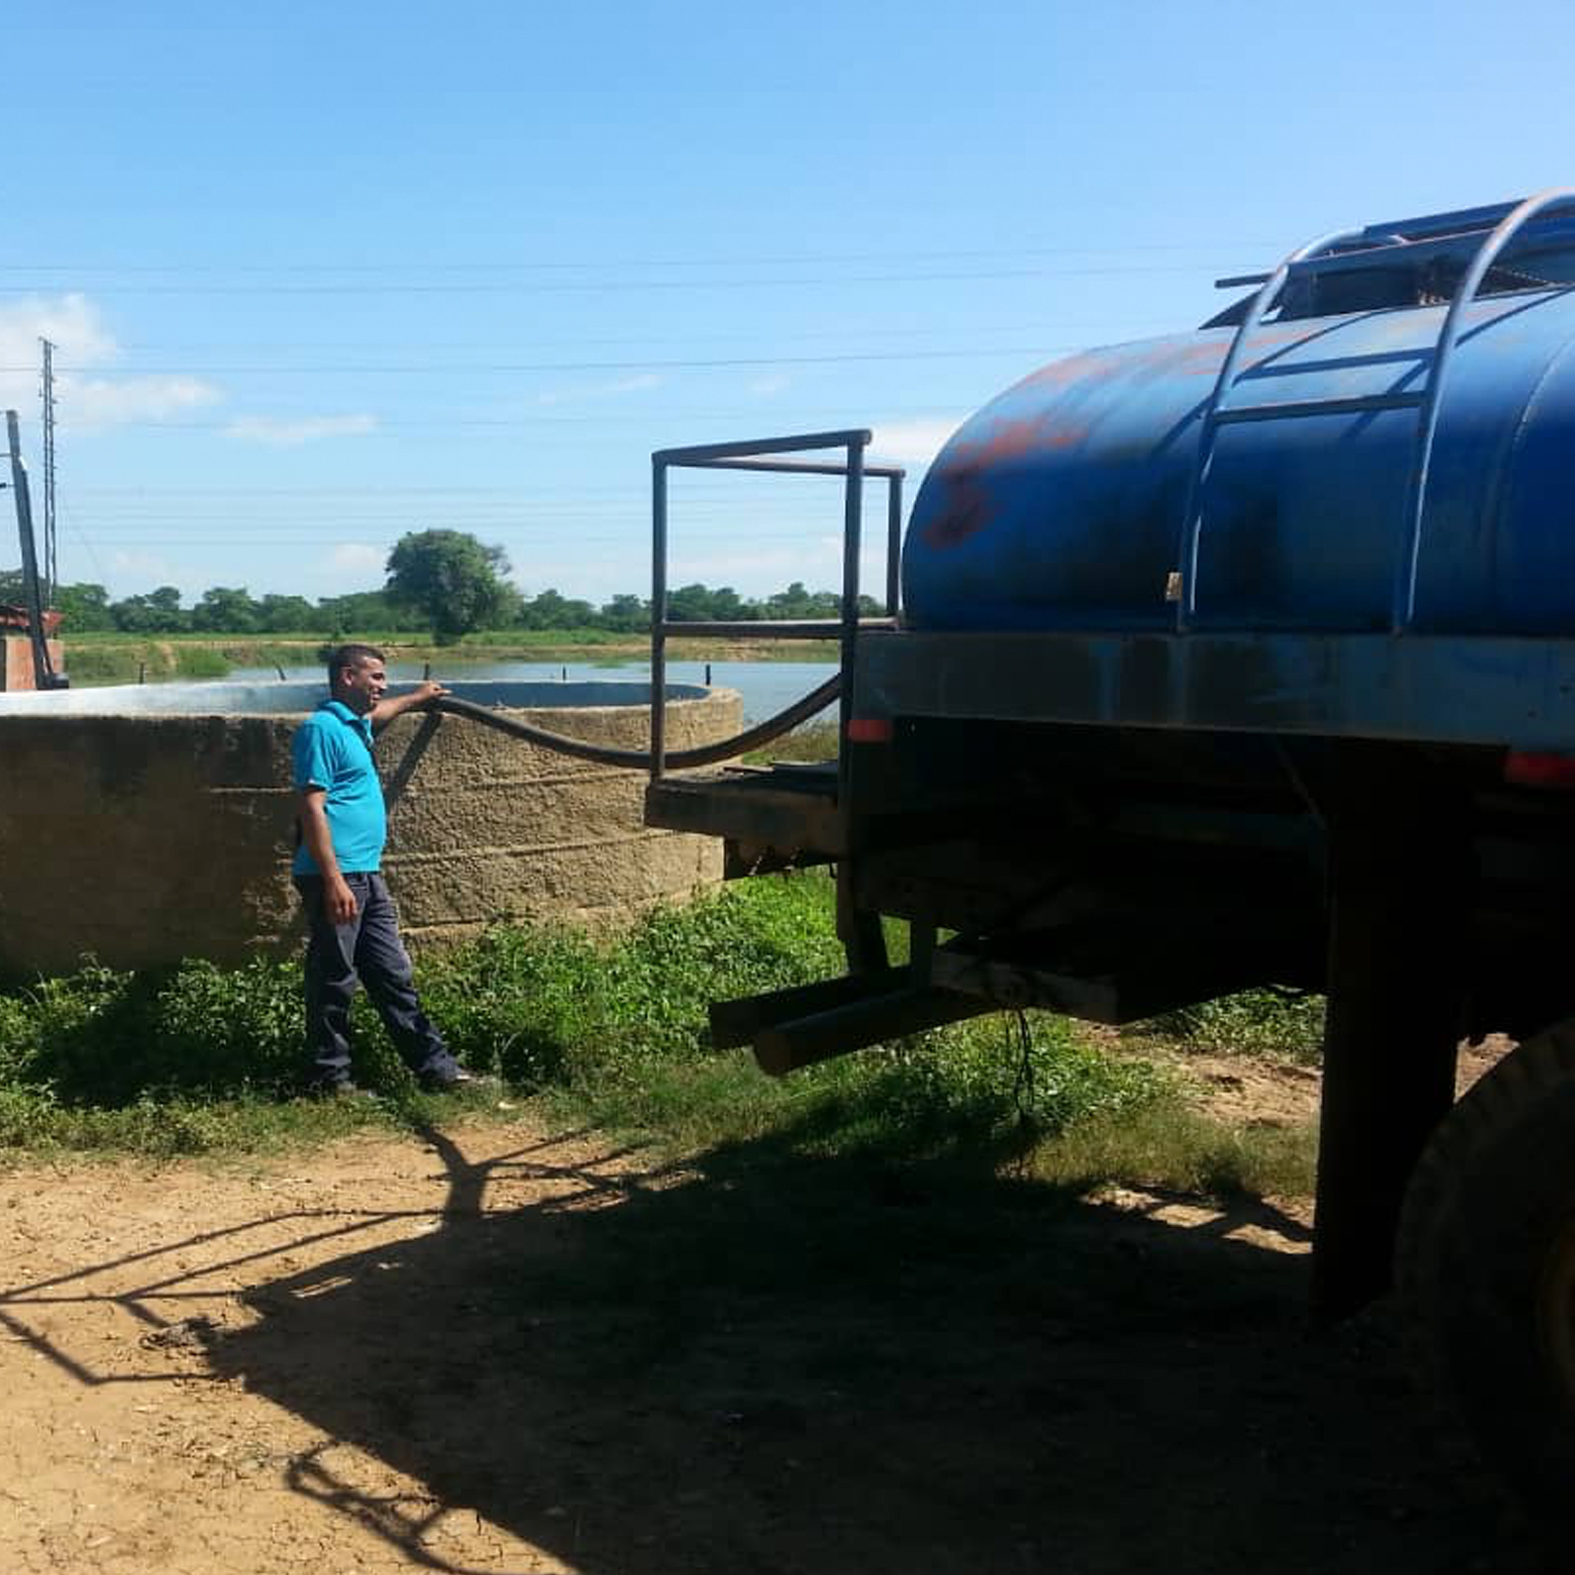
[336,656,387,715]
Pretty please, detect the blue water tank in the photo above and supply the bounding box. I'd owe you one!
[904,226,1575,638]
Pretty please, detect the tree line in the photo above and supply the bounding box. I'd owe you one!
[1,529,880,641]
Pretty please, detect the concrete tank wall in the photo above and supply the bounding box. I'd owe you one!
[0,681,739,975]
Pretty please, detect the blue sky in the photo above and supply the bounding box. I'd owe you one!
[4,1,1574,605]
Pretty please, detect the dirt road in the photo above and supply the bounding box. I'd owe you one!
[0,1107,1539,1574]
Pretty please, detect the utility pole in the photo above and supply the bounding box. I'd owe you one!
[39,337,56,604]
[4,410,59,688]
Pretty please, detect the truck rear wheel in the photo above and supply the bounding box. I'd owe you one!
[1396,1023,1575,1525]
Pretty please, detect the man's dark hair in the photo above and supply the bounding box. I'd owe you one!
[327,643,385,689]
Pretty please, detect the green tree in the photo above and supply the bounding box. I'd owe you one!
[598,593,649,632]
[111,585,187,633]
[53,582,115,630]
[256,593,317,633]
[191,586,262,633]
[766,581,839,620]
[315,589,413,635]
[386,530,515,643]
[517,587,593,630]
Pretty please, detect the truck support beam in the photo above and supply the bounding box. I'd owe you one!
[1311,751,1471,1321]
[836,860,889,973]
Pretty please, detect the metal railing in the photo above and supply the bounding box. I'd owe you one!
[1180,188,1575,634]
[1394,186,1575,629]
[649,430,904,785]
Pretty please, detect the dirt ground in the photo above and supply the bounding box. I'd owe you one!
[0,1054,1543,1575]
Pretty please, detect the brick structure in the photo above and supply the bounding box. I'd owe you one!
[0,634,64,691]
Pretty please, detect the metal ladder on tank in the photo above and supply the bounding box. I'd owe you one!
[1175,186,1575,635]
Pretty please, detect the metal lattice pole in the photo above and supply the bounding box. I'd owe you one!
[39,337,56,603]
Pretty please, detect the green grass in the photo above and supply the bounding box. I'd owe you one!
[1031,1099,1317,1197]
[742,719,839,763]
[0,877,1318,1201]
[1129,987,1326,1063]
[63,641,235,685]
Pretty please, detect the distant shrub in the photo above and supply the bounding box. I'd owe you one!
[173,646,231,678]
[61,646,140,684]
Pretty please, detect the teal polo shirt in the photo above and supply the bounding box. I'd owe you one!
[291,699,386,875]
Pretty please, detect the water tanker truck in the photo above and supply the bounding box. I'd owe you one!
[638,191,1575,1507]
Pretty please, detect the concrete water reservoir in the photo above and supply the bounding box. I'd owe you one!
[0,679,740,975]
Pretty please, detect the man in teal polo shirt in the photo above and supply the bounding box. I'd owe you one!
[293,642,476,1096]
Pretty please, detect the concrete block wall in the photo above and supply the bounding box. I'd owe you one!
[0,688,740,976]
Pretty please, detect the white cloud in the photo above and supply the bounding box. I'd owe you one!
[70,375,221,426]
[748,374,790,397]
[0,294,223,429]
[870,416,963,467]
[536,372,662,407]
[226,413,378,447]
[108,549,182,581]
[105,550,219,597]
[323,543,386,575]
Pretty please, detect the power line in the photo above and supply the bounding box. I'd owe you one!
[60,408,965,429]
[19,344,1085,376]
[101,317,1178,353]
[0,262,1249,298]
[57,532,824,547]
[0,241,1277,274]
[63,480,875,495]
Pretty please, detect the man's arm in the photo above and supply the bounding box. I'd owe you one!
[370,680,448,732]
[297,788,358,924]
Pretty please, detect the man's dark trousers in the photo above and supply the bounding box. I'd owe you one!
[296,871,458,1089]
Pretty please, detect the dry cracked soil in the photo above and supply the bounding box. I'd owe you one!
[0,1054,1546,1575]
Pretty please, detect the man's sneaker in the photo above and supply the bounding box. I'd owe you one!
[420,1065,495,1094]
[308,1079,376,1101]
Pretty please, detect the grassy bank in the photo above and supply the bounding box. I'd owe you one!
[0,877,1318,1198]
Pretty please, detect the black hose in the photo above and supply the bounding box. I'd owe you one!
[433,672,842,771]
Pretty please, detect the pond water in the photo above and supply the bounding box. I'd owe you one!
[0,678,712,717]
[228,658,838,724]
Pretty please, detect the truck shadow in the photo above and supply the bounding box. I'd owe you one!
[193,1115,1531,1575]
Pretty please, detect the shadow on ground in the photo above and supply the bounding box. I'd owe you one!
[180,1112,1533,1575]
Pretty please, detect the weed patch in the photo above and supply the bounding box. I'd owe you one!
[0,878,1317,1201]
[1131,987,1325,1062]
[742,720,839,764]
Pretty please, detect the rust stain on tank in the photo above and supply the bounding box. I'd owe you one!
[1017,351,1110,390]
[917,322,1318,553]
[920,470,991,549]
[920,411,1088,549]
[964,416,1055,465]
[1042,423,1087,449]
